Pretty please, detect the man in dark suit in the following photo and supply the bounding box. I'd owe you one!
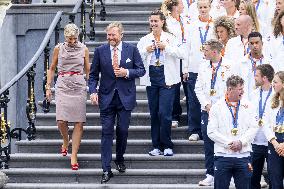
[88,22,145,184]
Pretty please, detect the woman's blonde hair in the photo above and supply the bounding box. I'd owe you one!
[271,71,284,109]
[64,23,79,37]
[240,0,260,32]
[161,0,179,17]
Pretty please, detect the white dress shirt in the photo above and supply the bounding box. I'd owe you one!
[110,42,129,77]
[207,98,258,157]
[195,58,233,110]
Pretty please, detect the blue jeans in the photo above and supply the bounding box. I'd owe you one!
[214,156,252,189]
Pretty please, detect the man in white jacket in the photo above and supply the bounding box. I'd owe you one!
[207,75,258,189]
[195,39,232,186]
[250,64,274,189]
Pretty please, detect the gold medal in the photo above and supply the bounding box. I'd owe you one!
[210,89,216,96]
[231,128,238,136]
[200,45,204,52]
[258,119,263,126]
[155,59,160,66]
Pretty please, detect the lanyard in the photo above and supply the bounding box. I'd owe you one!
[210,58,222,90]
[226,100,240,129]
[249,54,263,75]
[177,16,185,43]
[259,87,272,119]
[152,39,160,60]
[255,0,260,12]
[241,36,250,56]
[276,107,284,125]
[185,0,193,8]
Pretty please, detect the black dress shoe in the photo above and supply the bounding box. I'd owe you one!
[115,161,126,173]
[101,171,113,184]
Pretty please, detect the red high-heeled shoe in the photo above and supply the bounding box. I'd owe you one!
[61,146,68,156]
[71,163,79,170]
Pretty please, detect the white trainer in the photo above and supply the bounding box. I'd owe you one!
[148,149,163,156]
[171,121,179,128]
[188,134,200,141]
[164,148,173,156]
[260,175,268,188]
[198,174,214,186]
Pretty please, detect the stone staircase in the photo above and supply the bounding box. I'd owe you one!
[2,1,211,189]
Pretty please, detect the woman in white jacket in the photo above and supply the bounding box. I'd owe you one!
[137,10,186,156]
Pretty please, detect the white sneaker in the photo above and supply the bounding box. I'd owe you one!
[171,121,179,128]
[182,96,186,102]
[188,134,200,141]
[148,149,163,156]
[164,148,173,156]
[198,174,214,186]
[260,175,268,188]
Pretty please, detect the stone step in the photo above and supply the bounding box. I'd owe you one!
[35,125,189,140]
[88,21,148,31]
[9,153,204,169]
[94,10,152,21]
[35,113,188,126]
[38,99,187,113]
[2,168,206,184]
[86,41,138,54]
[86,30,147,42]
[89,2,160,12]
[16,139,204,154]
[4,183,218,189]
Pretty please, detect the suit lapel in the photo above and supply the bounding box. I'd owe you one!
[120,42,128,66]
[103,44,112,65]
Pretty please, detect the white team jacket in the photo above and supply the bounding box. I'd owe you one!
[208,98,258,155]
[195,58,232,110]
[137,31,186,86]
[232,54,272,100]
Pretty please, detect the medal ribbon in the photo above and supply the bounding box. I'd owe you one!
[198,16,212,46]
[249,54,263,75]
[259,87,272,119]
[255,0,260,12]
[177,16,185,43]
[226,98,240,129]
[185,0,193,8]
[276,107,284,125]
[152,39,161,61]
[241,36,250,56]
[210,58,222,90]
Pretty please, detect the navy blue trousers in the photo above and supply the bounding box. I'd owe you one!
[186,72,201,137]
[267,133,284,189]
[100,91,131,172]
[147,85,175,150]
[201,111,214,176]
[147,65,175,150]
[251,144,268,189]
[214,156,252,189]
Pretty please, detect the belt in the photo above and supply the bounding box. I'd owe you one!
[273,125,284,133]
[58,71,82,76]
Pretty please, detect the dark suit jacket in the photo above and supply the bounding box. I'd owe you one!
[88,42,146,111]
